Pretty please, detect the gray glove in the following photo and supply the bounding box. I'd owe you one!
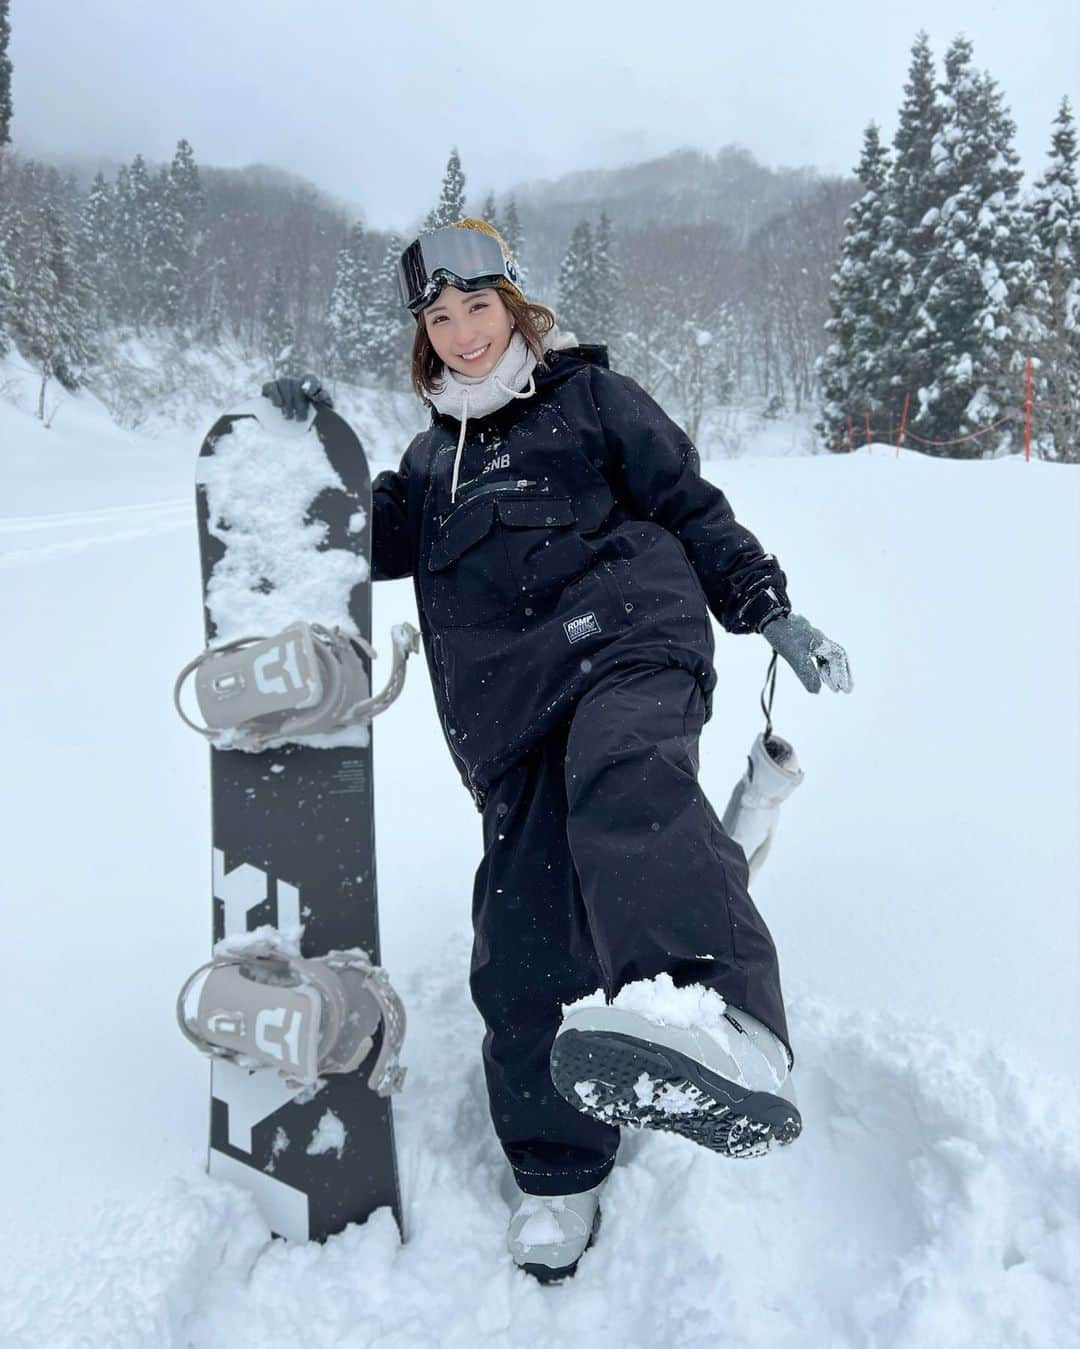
[260,373,334,421]
[762,613,853,694]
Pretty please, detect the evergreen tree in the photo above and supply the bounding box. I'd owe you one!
[169,138,206,327]
[901,37,1029,455]
[501,197,526,289]
[1026,97,1080,461]
[170,139,205,244]
[327,222,377,383]
[557,219,597,339]
[0,198,19,356]
[77,172,116,327]
[263,266,295,375]
[370,231,413,386]
[480,191,501,235]
[15,199,96,417]
[885,30,945,406]
[816,124,895,450]
[114,155,154,331]
[423,148,466,230]
[592,210,621,354]
[145,164,187,327]
[0,0,12,149]
[327,228,360,382]
[892,33,943,241]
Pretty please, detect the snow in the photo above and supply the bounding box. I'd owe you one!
[306,1111,347,1160]
[515,1198,568,1247]
[1,355,1078,1347]
[964,385,998,424]
[566,972,730,1036]
[196,411,370,642]
[981,258,1009,307]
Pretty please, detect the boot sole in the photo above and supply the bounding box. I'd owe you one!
[519,1206,602,1284]
[550,1029,801,1158]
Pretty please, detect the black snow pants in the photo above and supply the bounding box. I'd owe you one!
[468,661,792,1197]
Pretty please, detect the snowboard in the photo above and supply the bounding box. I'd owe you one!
[193,401,403,1242]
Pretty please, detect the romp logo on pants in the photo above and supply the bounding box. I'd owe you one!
[564,612,602,644]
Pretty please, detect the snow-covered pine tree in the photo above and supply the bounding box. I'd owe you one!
[327,227,359,383]
[817,123,895,451]
[114,155,154,332]
[77,172,117,328]
[592,210,620,358]
[170,139,205,243]
[1026,96,1080,462]
[0,0,11,149]
[15,199,96,417]
[370,231,413,386]
[902,37,1029,456]
[501,197,526,292]
[883,31,944,413]
[263,266,295,376]
[480,191,501,236]
[0,147,14,354]
[0,196,18,357]
[423,148,466,231]
[145,164,187,328]
[327,222,376,384]
[169,138,206,330]
[558,220,597,341]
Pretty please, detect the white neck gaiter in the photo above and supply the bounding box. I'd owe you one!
[429,328,538,422]
[427,324,579,503]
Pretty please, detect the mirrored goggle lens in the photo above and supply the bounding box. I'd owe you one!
[396,227,514,313]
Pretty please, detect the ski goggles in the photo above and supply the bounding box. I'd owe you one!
[395,226,521,315]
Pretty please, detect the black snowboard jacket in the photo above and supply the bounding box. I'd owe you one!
[371,344,791,805]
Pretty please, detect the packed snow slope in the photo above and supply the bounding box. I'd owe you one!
[1,358,1077,1348]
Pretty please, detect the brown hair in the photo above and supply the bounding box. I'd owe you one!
[409,287,557,402]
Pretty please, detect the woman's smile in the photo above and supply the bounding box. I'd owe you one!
[422,285,514,375]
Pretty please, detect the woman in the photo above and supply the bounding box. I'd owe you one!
[263,218,852,1281]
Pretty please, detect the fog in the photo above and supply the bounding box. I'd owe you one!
[9,0,1079,227]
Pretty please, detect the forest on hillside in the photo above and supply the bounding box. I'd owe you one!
[0,9,1076,458]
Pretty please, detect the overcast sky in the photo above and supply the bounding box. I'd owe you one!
[9,0,1078,232]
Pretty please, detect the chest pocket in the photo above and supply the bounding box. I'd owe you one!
[424,491,589,629]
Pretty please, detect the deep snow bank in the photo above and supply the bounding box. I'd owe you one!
[2,375,1078,1348]
[3,961,1076,1349]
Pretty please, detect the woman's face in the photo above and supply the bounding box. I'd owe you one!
[421,285,514,377]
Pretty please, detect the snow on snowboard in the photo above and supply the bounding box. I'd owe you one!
[173,400,417,1243]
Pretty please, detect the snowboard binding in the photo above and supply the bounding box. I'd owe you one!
[177,936,406,1095]
[174,620,420,749]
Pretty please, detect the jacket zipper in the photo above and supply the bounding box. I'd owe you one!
[432,632,486,809]
[439,479,545,525]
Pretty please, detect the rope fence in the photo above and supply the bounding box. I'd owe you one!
[835,358,1080,461]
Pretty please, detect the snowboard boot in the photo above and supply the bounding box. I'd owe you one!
[550,1002,800,1158]
[503,1172,606,1283]
[720,731,804,883]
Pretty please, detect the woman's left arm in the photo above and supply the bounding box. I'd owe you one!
[590,366,853,693]
[590,366,790,634]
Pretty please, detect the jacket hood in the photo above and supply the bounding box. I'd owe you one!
[533,342,610,392]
